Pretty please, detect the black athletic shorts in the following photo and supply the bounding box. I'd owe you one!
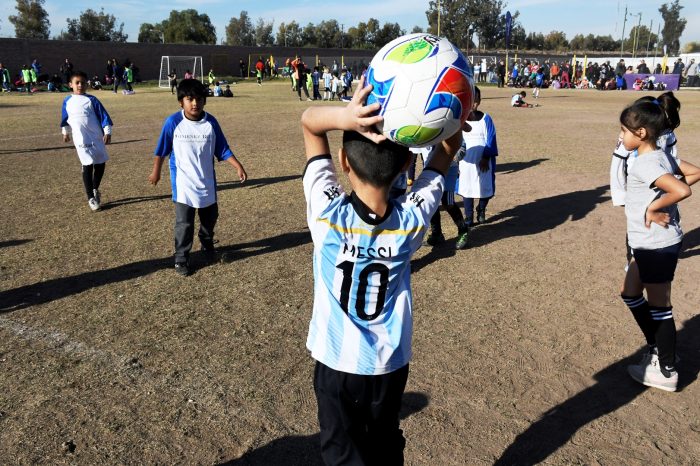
[632,241,682,283]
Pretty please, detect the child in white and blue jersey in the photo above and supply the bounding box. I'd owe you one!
[149,79,247,276]
[60,71,113,212]
[302,78,463,465]
[618,92,700,392]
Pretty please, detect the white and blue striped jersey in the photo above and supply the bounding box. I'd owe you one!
[303,155,444,375]
[60,94,112,166]
[155,110,234,208]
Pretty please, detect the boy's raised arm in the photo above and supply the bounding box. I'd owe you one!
[425,128,465,175]
[301,76,385,160]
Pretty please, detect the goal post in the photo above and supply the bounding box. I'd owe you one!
[159,56,204,88]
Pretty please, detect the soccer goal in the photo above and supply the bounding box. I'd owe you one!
[159,56,204,88]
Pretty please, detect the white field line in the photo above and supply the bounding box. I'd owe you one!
[0,124,153,142]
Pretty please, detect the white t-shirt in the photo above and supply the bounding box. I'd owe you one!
[303,155,444,375]
[60,94,112,165]
[154,111,234,208]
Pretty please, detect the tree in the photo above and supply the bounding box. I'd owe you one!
[59,8,127,42]
[683,41,700,53]
[623,25,658,55]
[301,22,317,47]
[315,20,342,48]
[8,0,50,39]
[543,31,568,51]
[659,0,687,55]
[276,21,302,47]
[162,9,216,44]
[138,23,163,43]
[375,22,404,48]
[225,11,254,46]
[254,18,274,46]
[411,26,424,34]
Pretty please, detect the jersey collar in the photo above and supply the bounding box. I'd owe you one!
[349,191,393,226]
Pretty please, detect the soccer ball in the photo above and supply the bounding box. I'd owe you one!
[365,33,474,148]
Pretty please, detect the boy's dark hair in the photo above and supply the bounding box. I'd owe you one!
[520,91,526,97]
[473,85,481,102]
[69,70,88,81]
[342,131,410,188]
[177,78,208,102]
[621,91,681,141]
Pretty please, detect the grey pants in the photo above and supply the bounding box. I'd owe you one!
[174,202,218,264]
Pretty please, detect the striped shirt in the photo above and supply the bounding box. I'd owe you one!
[303,155,444,375]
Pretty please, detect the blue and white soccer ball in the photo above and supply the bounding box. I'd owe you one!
[365,33,474,147]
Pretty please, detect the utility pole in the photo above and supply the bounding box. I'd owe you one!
[645,19,653,57]
[437,0,441,36]
[619,5,627,58]
[631,12,642,58]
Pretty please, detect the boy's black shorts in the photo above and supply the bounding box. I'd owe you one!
[632,241,682,283]
[314,361,408,466]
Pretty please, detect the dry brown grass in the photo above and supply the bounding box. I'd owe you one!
[1,81,700,464]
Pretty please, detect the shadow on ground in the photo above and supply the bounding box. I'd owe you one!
[0,230,310,314]
[0,139,148,155]
[494,314,700,465]
[220,391,429,466]
[101,174,301,209]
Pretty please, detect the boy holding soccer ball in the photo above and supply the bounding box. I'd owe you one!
[149,79,247,276]
[301,76,463,464]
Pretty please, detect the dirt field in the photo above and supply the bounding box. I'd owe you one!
[1,80,700,465]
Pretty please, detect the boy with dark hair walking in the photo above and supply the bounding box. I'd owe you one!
[149,79,248,276]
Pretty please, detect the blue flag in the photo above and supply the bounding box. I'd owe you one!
[505,11,512,48]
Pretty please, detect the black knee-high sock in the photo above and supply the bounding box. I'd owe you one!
[93,163,105,190]
[650,307,676,371]
[82,164,95,199]
[445,204,465,229]
[430,209,441,233]
[621,295,655,346]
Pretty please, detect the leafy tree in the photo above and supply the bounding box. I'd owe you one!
[411,26,424,34]
[375,22,404,48]
[59,8,127,42]
[624,25,658,54]
[276,21,302,47]
[301,22,317,47]
[659,0,686,55]
[254,18,274,46]
[161,9,215,44]
[543,31,568,51]
[138,23,163,43]
[683,41,700,53]
[524,32,544,50]
[315,20,342,48]
[9,0,50,39]
[596,35,619,51]
[225,11,254,46]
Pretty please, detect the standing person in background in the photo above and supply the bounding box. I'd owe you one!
[473,61,480,84]
[497,60,506,88]
[239,58,246,78]
[184,69,193,79]
[31,59,42,82]
[207,68,216,86]
[21,65,32,93]
[292,57,311,101]
[311,66,322,100]
[111,59,124,93]
[255,58,265,86]
[60,58,73,84]
[684,59,697,87]
[124,63,134,93]
[0,63,11,92]
[168,69,178,95]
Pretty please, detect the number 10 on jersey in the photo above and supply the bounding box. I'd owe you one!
[336,261,390,321]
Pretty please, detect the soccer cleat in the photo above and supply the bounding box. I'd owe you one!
[425,230,445,246]
[174,262,190,276]
[456,224,469,250]
[88,198,100,211]
[93,189,101,204]
[627,354,678,392]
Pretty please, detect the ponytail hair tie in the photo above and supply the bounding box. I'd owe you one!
[652,99,660,105]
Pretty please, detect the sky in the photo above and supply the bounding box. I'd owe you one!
[1,0,698,47]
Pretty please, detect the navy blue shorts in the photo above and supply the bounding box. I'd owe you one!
[632,242,682,283]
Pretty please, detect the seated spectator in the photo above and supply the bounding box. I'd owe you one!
[625,66,634,74]
[90,75,103,90]
[615,74,626,90]
[213,81,222,97]
[223,84,233,97]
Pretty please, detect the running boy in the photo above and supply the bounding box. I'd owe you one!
[301,78,463,464]
[60,71,113,211]
[618,94,700,392]
[149,79,248,276]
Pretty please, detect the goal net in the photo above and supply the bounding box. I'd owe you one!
[159,56,204,88]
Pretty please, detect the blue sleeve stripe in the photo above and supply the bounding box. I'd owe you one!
[154,112,180,157]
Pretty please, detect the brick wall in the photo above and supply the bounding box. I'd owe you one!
[0,38,376,82]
